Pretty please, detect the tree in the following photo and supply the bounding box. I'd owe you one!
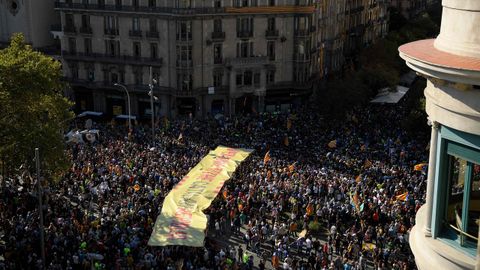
[0,33,74,180]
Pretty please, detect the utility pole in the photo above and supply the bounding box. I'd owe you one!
[149,66,155,142]
[35,148,45,269]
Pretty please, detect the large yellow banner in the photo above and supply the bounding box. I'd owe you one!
[148,146,253,247]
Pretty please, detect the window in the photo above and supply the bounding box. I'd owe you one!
[236,41,253,58]
[236,17,254,37]
[236,73,243,86]
[177,73,192,91]
[132,0,139,7]
[132,17,140,31]
[269,0,275,6]
[253,72,260,86]
[65,14,74,28]
[213,19,222,33]
[176,45,192,67]
[134,69,142,85]
[176,21,192,41]
[213,72,223,87]
[68,38,76,54]
[105,40,119,56]
[177,0,191,8]
[214,0,221,7]
[81,15,90,28]
[234,0,257,7]
[70,63,78,79]
[84,38,92,55]
[267,41,275,61]
[433,130,480,257]
[149,18,157,32]
[150,43,158,59]
[133,42,141,58]
[213,44,222,64]
[267,17,276,31]
[105,16,118,30]
[443,143,480,249]
[244,71,252,86]
[148,0,156,7]
[87,67,95,81]
[267,70,275,84]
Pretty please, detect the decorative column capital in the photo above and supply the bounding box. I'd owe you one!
[427,117,440,129]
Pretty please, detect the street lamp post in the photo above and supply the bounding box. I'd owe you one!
[113,83,132,131]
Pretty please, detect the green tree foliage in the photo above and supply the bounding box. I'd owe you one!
[0,33,74,180]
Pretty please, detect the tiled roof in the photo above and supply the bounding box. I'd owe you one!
[399,39,480,72]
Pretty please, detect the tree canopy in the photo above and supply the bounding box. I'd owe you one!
[0,33,74,180]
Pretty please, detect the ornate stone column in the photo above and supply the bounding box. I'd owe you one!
[424,119,439,237]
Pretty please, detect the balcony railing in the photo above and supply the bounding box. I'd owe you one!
[225,56,268,66]
[265,29,279,38]
[51,24,61,31]
[54,1,226,15]
[129,30,143,38]
[294,29,309,37]
[237,31,253,38]
[63,25,76,34]
[146,30,159,38]
[104,28,119,36]
[211,31,225,41]
[62,51,163,67]
[176,60,193,68]
[214,57,223,65]
[79,26,92,34]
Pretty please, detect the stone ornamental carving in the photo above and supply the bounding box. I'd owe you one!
[7,0,20,16]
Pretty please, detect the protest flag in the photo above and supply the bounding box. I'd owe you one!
[414,163,428,172]
[288,163,295,173]
[396,192,409,201]
[328,140,337,149]
[287,118,292,130]
[355,174,362,183]
[264,151,271,165]
[364,159,372,168]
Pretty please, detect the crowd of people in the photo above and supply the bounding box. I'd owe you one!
[0,98,429,269]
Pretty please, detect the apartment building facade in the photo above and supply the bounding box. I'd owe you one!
[55,0,390,119]
[0,0,58,48]
[390,0,427,19]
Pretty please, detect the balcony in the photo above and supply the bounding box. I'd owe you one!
[62,51,163,67]
[176,60,193,68]
[146,30,159,39]
[211,31,225,41]
[104,28,119,36]
[214,57,223,65]
[54,1,226,15]
[225,56,268,66]
[63,25,76,34]
[51,24,61,32]
[129,30,142,38]
[265,29,279,38]
[79,26,92,35]
[237,31,253,38]
[294,29,309,37]
[310,26,317,33]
